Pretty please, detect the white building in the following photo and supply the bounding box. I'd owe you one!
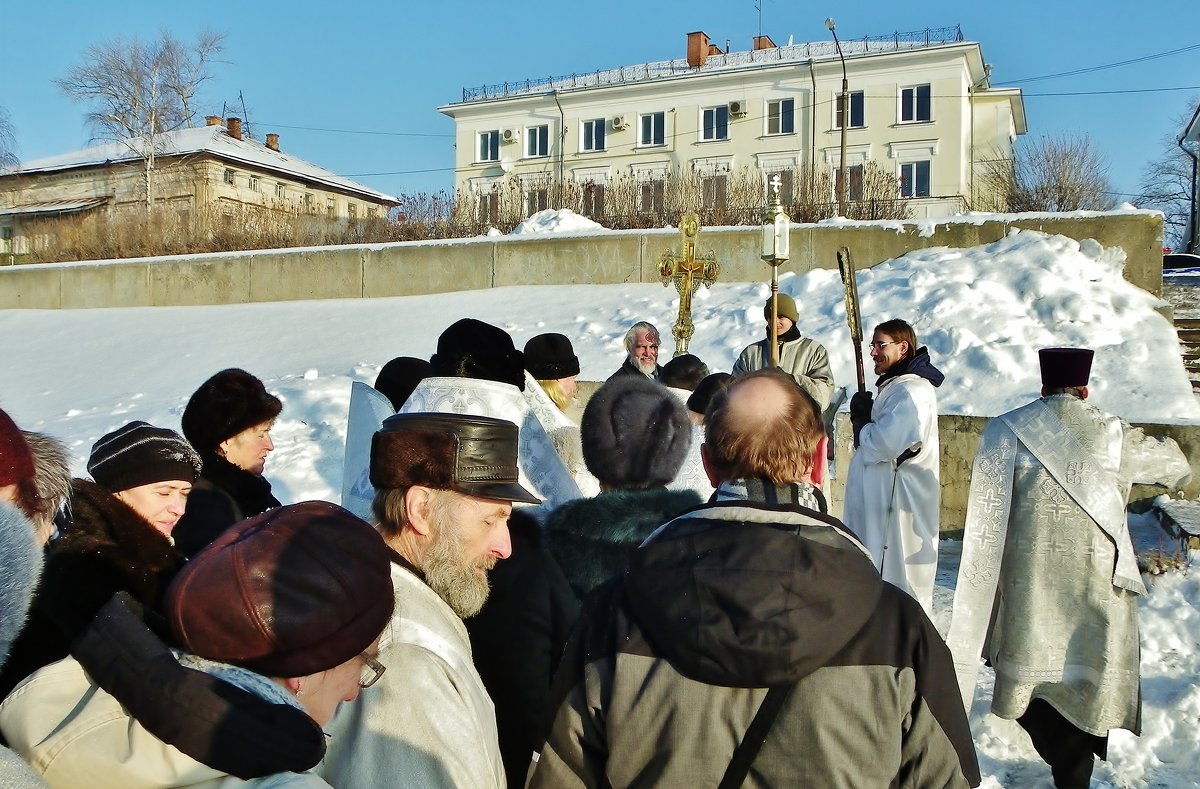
[438,26,1026,221]
[1182,104,1200,254]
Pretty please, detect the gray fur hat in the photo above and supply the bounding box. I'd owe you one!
[581,376,692,489]
[0,502,43,670]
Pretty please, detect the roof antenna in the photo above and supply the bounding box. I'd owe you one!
[239,91,252,139]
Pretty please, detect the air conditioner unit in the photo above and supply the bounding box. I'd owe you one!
[501,128,520,144]
[728,100,748,117]
[611,115,629,131]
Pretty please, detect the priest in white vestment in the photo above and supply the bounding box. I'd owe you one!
[947,347,1190,788]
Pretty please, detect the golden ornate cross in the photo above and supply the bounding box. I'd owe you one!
[659,211,720,357]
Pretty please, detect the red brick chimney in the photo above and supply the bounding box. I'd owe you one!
[687,31,710,68]
[226,117,243,141]
[205,115,221,126]
[753,35,777,51]
[265,133,280,152]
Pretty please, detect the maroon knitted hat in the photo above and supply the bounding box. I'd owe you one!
[167,501,394,678]
[0,408,35,489]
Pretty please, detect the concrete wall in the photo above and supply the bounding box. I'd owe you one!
[0,211,1164,310]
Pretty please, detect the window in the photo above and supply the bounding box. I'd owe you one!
[249,176,260,192]
[0,225,12,242]
[367,206,378,218]
[348,203,358,219]
[834,164,865,201]
[326,197,336,216]
[639,112,665,146]
[275,183,285,199]
[767,99,795,135]
[526,124,549,158]
[834,91,865,129]
[223,168,235,185]
[582,119,606,152]
[766,170,795,205]
[900,84,932,123]
[525,186,549,217]
[479,193,499,225]
[639,180,665,213]
[899,160,931,197]
[478,130,500,162]
[303,193,314,211]
[702,174,727,209]
[581,182,605,217]
[701,106,729,141]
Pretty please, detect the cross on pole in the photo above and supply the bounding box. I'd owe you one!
[660,212,720,357]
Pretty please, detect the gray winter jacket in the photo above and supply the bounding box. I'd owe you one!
[732,331,835,412]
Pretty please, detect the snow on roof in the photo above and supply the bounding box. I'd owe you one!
[5,125,400,205]
[0,197,108,217]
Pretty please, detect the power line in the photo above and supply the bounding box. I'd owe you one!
[346,166,457,177]
[260,122,453,138]
[1008,43,1200,84]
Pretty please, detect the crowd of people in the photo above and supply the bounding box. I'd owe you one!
[0,295,1185,789]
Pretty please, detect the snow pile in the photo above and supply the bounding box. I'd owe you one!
[510,208,603,235]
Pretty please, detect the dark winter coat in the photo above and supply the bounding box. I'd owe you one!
[0,479,185,700]
[171,451,281,558]
[530,497,980,788]
[466,510,579,788]
[544,487,702,601]
[605,358,663,383]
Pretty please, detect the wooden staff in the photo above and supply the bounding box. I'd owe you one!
[838,246,866,393]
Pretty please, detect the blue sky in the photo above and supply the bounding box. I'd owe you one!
[2,0,1197,202]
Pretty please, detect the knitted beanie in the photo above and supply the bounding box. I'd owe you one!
[581,376,692,489]
[763,293,799,324]
[524,333,580,380]
[167,501,394,678]
[0,408,34,488]
[182,369,283,452]
[375,356,434,412]
[87,421,202,493]
[430,319,526,392]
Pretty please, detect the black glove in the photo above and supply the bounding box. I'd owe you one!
[849,390,873,447]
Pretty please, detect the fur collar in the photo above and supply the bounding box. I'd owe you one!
[0,502,42,668]
[197,451,280,517]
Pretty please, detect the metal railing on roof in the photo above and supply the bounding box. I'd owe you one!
[459,25,963,103]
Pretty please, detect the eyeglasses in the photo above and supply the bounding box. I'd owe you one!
[358,653,387,689]
[868,341,899,350]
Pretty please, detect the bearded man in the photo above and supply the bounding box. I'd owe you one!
[320,413,539,789]
[607,321,664,382]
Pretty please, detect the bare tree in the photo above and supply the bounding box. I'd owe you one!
[980,132,1116,213]
[1137,96,1200,251]
[0,106,17,170]
[55,30,226,206]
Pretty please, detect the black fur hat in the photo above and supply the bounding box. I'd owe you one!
[524,333,580,380]
[181,369,283,453]
[581,376,691,490]
[430,319,525,392]
[375,357,433,411]
[661,354,710,391]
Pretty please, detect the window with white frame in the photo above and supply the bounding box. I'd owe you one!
[249,175,260,192]
[478,130,500,162]
[526,124,549,158]
[834,165,865,202]
[766,98,795,135]
[479,192,499,224]
[900,84,932,123]
[347,203,358,219]
[524,178,550,217]
[580,181,605,217]
[275,183,285,199]
[701,105,729,141]
[899,160,931,197]
[639,180,664,213]
[326,197,336,216]
[223,168,235,185]
[702,174,727,209]
[639,112,665,146]
[834,91,865,129]
[582,119,606,152]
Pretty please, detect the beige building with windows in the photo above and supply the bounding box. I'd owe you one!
[438,26,1025,221]
[0,116,399,256]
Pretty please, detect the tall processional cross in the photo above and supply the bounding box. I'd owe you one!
[659,212,720,357]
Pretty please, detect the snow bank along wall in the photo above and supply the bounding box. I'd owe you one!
[0,211,1164,309]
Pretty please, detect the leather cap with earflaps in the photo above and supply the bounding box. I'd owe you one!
[370,413,540,504]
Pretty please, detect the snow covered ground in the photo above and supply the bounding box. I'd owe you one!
[2,226,1198,787]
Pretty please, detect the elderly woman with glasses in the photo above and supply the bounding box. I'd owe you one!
[843,318,945,617]
[0,502,394,788]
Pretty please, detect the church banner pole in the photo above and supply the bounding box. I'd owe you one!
[838,246,866,392]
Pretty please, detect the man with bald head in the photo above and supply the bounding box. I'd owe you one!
[530,369,979,788]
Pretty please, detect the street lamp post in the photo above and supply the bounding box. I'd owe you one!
[826,18,848,218]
